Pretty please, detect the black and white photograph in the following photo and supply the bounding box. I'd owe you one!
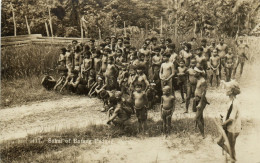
[1,0,260,162]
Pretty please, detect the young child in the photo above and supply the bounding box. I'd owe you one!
[139,44,151,63]
[138,52,148,77]
[132,84,148,133]
[115,37,124,52]
[58,48,67,68]
[132,64,150,92]
[179,43,193,67]
[93,50,102,76]
[65,44,73,75]
[160,52,176,95]
[225,48,235,82]
[177,60,187,103]
[209,49,220,87]
[150,37,158,51]
[161,86,175,135]
[185,58,197,113]
[151,47,162,82]
[167,44,178,68]
[74,45,82,71]
[82,51,93,80]
[101,48,109,74]
[104,56,118,90]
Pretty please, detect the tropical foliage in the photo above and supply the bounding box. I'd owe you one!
[1,0,259,38]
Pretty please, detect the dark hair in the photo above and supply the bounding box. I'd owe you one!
[116,49,123,53]
[201,39,207,43]
[130,47,136,51]
[72,40,78,44]
[60,48,67,54]
[166,38,172,43]
[117,37,123,41]
[168,43,175,50]
[191,37,196,41]
[197,47,203,52]
[105,37,111,41]
[100,43,107,48]
[124,41,130,45]
[160,45,166,50]
[96,50,102,57]
[90,38,95,43]
[124,36,130,41]
[84,45,90,51]
[104,48,112,53]
[151,37,158,41]
[154,46,161,52]
[185,43,192,50]
[163,52,171,57]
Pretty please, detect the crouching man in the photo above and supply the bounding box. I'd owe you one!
[106,97,133,127]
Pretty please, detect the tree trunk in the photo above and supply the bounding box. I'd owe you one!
[25,16,31,35]
[10,3,16,36]
[48,7,54,38]
[45,21,50,37]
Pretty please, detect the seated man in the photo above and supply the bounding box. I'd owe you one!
[106,97,133,127]
[41,73,56,90]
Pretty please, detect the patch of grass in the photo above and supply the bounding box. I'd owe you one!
[1,44,61,80]
[1,76,63,108]
[0,117,220,163]
[1,117,253,162]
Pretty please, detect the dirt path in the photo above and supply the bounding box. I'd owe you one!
[1,63,260,162]
[0,96,105,141]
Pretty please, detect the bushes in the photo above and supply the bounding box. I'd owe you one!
[1,44,61,80]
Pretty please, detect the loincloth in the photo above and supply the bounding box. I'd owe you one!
[161,108,173,119]
[135,106,147,121]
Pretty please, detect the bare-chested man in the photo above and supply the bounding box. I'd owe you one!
[132,64,150,92]
[225,48,235,82]
[209,49,220,87]
[104,56,118,90]
[151,47,162,82]
[177,60,187,103]
[179,43,193,67]
[194,67,209,138]
[93,50,102,75]
[101,48,110,74]
[233,39,248,77]
[131,84,148,133]
[150,37,158,51]
[168,44,178,66]
[74,45,82,71]
[65,45,74,75]
[185,58,197,113]
[82,51,93,80]
[161,86,175,135]
[216,38,228,79]
[160,52,176,95]
[139,43,151,63]
[195,48,207,73]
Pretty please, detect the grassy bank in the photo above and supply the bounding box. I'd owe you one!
[1,117,253,163]
[1,76,63,108]
[1,117,220,163]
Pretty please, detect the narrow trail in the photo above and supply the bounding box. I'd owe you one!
[0,62,259,162]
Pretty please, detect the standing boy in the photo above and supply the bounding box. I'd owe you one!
[160,52,176,95]
[161,86,175,135]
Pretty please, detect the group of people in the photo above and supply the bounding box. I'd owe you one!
[41,35,246,161]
